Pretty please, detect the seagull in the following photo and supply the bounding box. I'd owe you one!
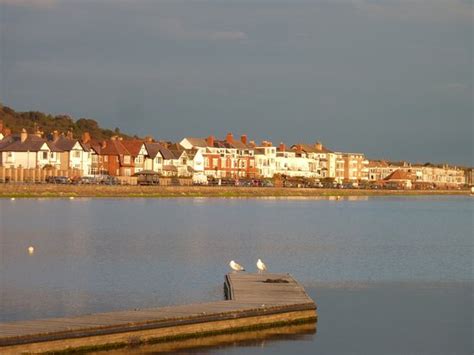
[229,260,245,272]
[28,246,35,254]
[256,259,267,273]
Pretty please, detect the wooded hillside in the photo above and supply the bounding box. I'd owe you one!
[0,104,133,140]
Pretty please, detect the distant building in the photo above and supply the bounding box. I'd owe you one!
[254,141,277,178]
[383,169,414,189]
[0,129,62,169]
[180,133,257,179]
[52,131,91,176]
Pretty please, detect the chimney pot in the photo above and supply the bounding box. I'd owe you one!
[20,128,28,143]
[279,142,286,151]
[206,135,215,147]
[315,141,323,151]
[226,132,233,144]
[240,134,247,145]
[82,132,91,144]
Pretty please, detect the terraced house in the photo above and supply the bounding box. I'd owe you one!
[180,133,257,179]
[0,129,62,169]
[52,131,91,176]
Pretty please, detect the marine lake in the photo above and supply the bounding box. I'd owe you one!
[0,196,472,354]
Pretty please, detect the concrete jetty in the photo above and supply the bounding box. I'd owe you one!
[0,273,317,354]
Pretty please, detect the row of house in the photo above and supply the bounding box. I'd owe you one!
[0,127,471,187]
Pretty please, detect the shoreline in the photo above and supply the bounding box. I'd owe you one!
[0,184,469,198]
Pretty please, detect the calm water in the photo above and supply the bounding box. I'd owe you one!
[0,196,472,354]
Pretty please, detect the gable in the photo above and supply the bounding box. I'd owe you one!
[139,144,147,155]
[72,141,83,151]
[40,142,51,151]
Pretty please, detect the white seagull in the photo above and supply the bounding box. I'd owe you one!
[229,260,245,272]
[256,258,267,273]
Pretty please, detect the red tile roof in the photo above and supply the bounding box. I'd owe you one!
[384,169,413,181]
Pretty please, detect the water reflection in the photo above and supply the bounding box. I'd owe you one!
[95,323,316,354]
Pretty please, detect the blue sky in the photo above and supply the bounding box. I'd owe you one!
[0,0,472,164]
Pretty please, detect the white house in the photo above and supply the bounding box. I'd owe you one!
[254,141,277,178]
[275,144,314,178]
[0,129,62,169]
[53,134,91,176]
[144,142,165,173]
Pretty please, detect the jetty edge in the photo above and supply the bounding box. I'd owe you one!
[0,273,317,354]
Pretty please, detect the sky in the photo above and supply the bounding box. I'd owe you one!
[0,0,472,165]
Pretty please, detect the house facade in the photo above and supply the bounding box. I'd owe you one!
[254,141,277,178]
[0,130,62,169]
[180,133,257,179]
[53,133,91,176]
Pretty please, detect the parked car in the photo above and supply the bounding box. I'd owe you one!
[46,176,70,184]
[77,176,99,185]
[261,180,274,187]
[100,176,120,185]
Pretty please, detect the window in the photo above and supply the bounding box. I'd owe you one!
[205,158,210,168]
[73,151,81,158]
[155,157,162,164]
[104,156,108,162]
[42,151,48,160]
[50,152,55,159]
[124,156,130,164]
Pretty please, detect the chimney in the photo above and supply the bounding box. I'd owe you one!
[261,140,267,147]
[66,130,73,139]
[111,135,117,141]
[248,140,256,147]
[82,132,91,144]
[53,130,60,142]
[279,142,286,152]
[226,132,234,144]
[315,141,323,151]
[101,140,107,149]
[267,141,273,147]
[240,134,247,145]
[20,128,28,143]
[4,128,11,137]
[145,136,153,143]
[295,144,303,153]
[0,120,3,132]
[206,135,214,147]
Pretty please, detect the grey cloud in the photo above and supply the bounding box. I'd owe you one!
[157,17,247,41]
[350,0,473,23]
[0,0,56,6]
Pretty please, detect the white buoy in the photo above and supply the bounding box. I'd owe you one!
[69,196,75,200]
[28,246,35,254]
[10,197,15,201]
[257,258,267,273]
[229,260,245,272]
